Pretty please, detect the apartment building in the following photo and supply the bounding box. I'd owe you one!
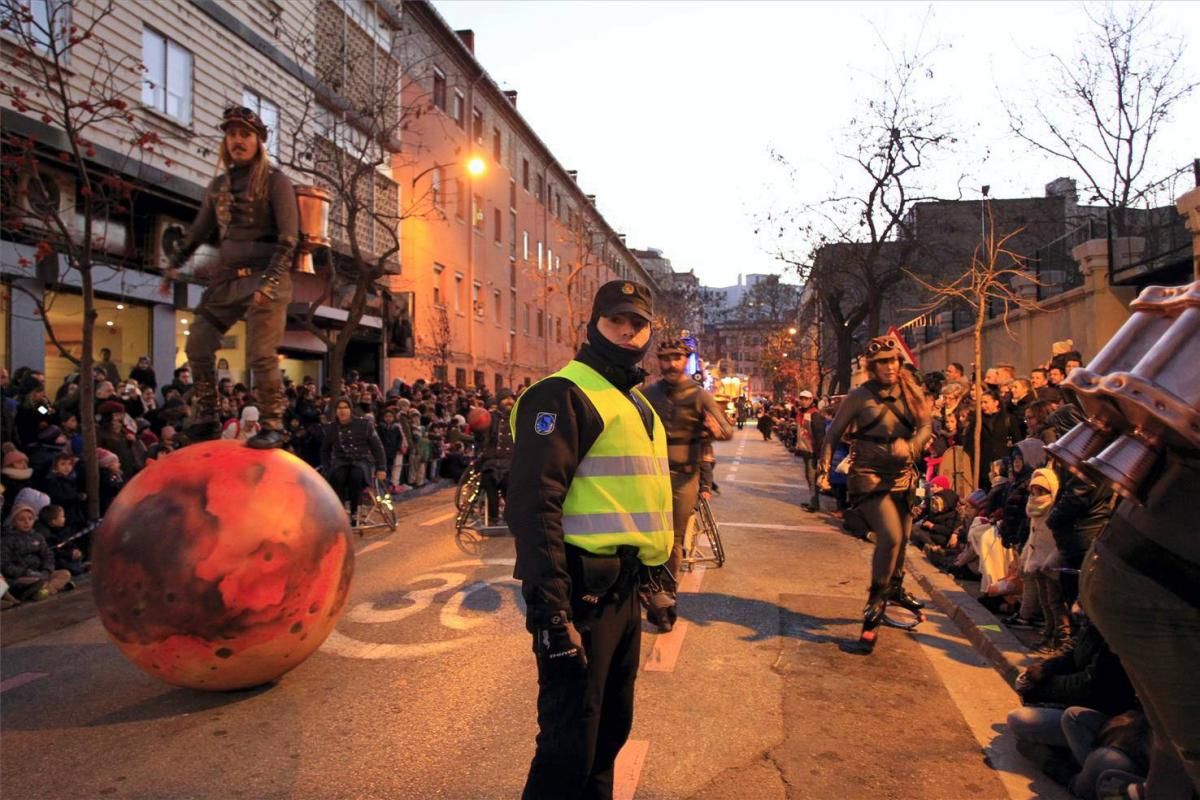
[2,0,648,392]
[388,1,655,391]
[0,0,418,389]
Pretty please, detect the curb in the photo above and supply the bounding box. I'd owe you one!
[1,479,455,649]
[908,560,1032,685]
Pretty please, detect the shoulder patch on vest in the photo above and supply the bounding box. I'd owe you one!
[533,412,557,435]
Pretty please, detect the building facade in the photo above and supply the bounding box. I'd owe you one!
[0,0,654,393]
[386,1,655,391]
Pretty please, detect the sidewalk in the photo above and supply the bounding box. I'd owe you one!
[0,478,452,649]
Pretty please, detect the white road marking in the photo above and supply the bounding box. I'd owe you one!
[0,672,49,694]
[356,541,391,556]
[721,522,835,533]
[419,510,457,527]
[725,479,796,488]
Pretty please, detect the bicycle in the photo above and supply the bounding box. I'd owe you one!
[682,495,725,570]
[354,477,398,533]
[455,461,482,511]
[455,465,507,537]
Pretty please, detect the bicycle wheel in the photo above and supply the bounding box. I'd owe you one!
[455,481,484,531]
[698,497,725,568]
[455,466,481,511]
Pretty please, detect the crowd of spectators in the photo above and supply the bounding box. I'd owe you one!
[1,353,499,608]
[758,338,1173,799]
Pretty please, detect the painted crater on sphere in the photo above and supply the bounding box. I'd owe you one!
[91,440,355,691]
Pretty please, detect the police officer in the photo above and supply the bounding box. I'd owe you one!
[506,280,673,800]
[642,338,732,631]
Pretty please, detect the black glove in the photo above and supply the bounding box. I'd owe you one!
[532,620,587,680]
[258,234,298,301]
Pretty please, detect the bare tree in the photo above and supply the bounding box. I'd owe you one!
[544,218,605,351]
[1,0,159,519]
[765,32,957,393]
[733,273,803,325]
[1004,4,1197,228]
[268,12,441,393]
[417,304,452,384]
[906,202,1046,487]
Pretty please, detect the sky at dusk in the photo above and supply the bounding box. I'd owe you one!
[433,1,1200,289]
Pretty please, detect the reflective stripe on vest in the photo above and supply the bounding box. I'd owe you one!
[511,360,673,565]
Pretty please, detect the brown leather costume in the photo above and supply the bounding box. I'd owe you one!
[818,380,931,498]
[818,340,931,651]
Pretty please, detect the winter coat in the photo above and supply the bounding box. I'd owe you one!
[1047,474,1115,569]
[321,417,387,480]
[36,472,88,532]
[964,410,1019,490]
[922,487,960,544]
[1000,469,1033,550]
[1,524,55,580]
[1019,619,1138,715]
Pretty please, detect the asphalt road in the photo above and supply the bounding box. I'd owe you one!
[0,428,1068,800]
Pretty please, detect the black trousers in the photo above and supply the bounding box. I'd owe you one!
[329,464,367,516]
[481,468,508,521]
[523,583,642,800]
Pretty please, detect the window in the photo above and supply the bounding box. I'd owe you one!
[142,27,193,124]
[522,230,529,260]
[242,90,279,157]
[474,370,485,389]
[536,309,545,338]
[509,211,517,258]
[455,368,467,389]
[472,193,483,230]
[472,107,483,143]
[510,289,517,330]
[9,0,66,53]
[510,262,517,287]
[523,304,530,334]
[433,263,445,306]
[431,166,444,208]
[495,373,504,393]
[522,158,530,190]
[473,281,482,317]
[556,318,563,343]
[454,272,465,313]
[493,208,502,243]
[555,255,561,274]
[547,248,553,274]
[492,127,502,162]
[455,178,465,219]
[537,240,543,272]
[452,90,464,128]
[493,289,502,323]
[509,179,517,210]
[432,67,446,111]
[535,174,544,203]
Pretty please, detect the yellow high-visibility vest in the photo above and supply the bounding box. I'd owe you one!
[511,360,672,566]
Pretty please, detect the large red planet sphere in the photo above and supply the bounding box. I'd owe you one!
[91,441,355,691]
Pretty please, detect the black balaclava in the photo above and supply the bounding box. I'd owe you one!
[580,317,649,392]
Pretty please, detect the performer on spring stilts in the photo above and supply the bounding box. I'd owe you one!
[817,335,931,653]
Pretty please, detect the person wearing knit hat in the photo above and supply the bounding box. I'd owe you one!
[1020,467,1069,653]
[1,495,73,601]
[913,475,960,551]
[5,486,50,526]
[96,448,120,470]
[1050,339,1075,358]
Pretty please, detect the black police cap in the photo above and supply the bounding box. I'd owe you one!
[591,280,653,322]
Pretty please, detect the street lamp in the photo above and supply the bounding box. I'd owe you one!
[467,155,486,176]
[788,327,797,336]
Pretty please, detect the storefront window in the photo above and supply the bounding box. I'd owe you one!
[175,313,248,386]
[42,292,150,390]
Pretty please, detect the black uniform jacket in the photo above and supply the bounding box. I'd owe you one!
[505,345,654,629]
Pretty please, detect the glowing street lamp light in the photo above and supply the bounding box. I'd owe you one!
[788,327,798,336]
[466,155,486,176]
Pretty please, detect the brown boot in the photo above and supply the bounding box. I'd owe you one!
[183,379,221,441]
